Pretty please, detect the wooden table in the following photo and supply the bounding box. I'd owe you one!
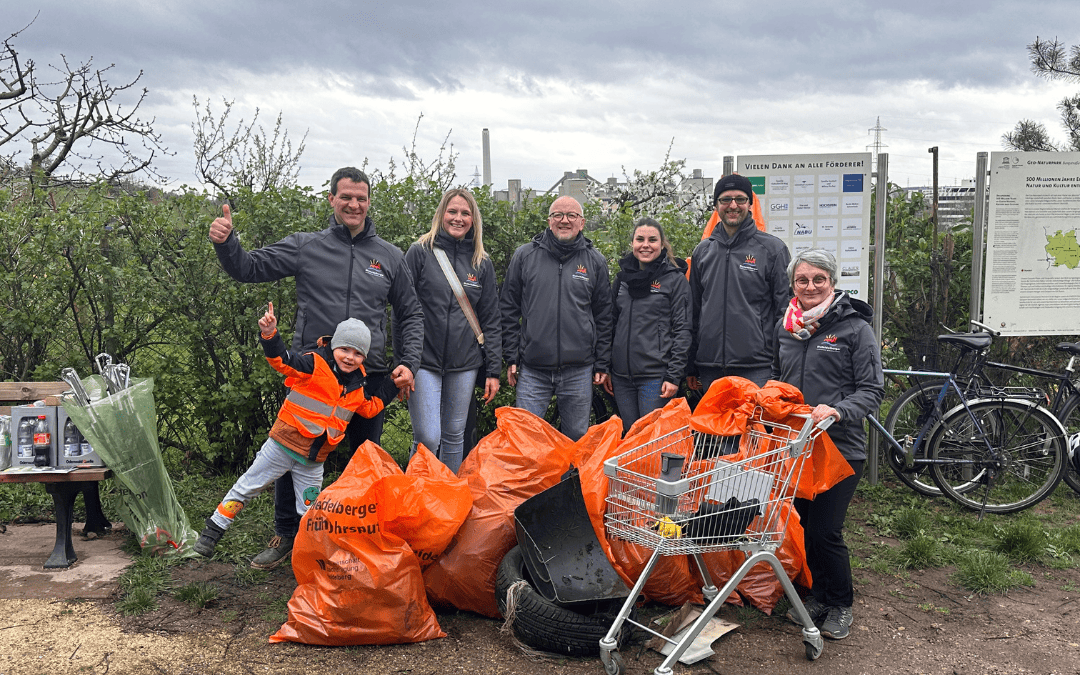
[0,468,113,568]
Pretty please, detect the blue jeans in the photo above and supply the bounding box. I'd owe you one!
[611,374,666,435]
[408,368,478,474]
[274,375,388,538]
[514,363,593,441]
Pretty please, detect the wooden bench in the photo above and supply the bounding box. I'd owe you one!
[0,382,112,569]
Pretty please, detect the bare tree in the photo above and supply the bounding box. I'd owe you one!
[192,96,307,197]
[0,21,170,185]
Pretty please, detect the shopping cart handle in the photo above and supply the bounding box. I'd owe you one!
[790,412,835,435]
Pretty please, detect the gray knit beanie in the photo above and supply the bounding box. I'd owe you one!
[331,318,371,357]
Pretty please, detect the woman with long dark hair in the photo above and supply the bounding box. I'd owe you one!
[605,218,692,434]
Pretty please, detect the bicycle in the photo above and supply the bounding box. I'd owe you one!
[868,365,1067,515]
[882,320,1080,496]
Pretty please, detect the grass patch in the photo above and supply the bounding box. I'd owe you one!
[892,508,934,540]
[952,549,1035,594]
[118,555,172,597]
[1052,523,1080,555]
[117,587,158,615]
[174,582,219,609]
[991,520,1049,563]
[234,564,270,586]
[261,592,291,623]
[0,483,55,522]
[891,534,947,569]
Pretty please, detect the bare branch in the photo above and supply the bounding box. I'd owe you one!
[191,96,307,196]
[0,25,170,185]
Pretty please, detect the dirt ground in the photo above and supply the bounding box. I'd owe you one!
[4,497,1080,675]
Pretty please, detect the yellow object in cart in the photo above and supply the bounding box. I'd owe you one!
[651,516,683,539]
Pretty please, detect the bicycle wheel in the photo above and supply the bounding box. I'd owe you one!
[929,399,1067,514]
[1055,395,1080,494]
[883,380,958,496]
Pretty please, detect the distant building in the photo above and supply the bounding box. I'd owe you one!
[489,168,714,214]
[904,180,979,229]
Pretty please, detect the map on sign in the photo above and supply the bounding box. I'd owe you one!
[1044,228,1080,270]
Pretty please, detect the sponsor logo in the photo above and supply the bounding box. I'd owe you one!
[464,273,481,289]
[650,280,662,293]
[302,485,321,507]
[365,259,385,278]
[572,264,589,281]
[739,254,758,272]
[817,334,841,352]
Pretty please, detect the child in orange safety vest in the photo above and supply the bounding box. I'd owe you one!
[194,302,399,558]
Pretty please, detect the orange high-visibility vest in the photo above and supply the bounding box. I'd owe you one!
[273,355,383,454]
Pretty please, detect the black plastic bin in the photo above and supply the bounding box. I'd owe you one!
[513,469,630,607]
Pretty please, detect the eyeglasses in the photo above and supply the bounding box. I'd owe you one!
[549,212,583,221]
[793,275,831,289]
[717,196,749,205]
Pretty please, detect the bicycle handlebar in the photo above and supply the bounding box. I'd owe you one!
[969,319,1000,337]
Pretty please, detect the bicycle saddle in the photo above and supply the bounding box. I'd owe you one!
[1056,342,1080,355]
[937,333,992,350]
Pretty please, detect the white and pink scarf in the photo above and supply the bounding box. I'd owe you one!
[783,292,838,340]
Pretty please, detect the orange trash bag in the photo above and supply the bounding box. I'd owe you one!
[271,442,471,645]
[578,398,705,607]
[423,407,577,618]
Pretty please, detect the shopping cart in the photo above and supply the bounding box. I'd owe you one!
[597,407,833,675]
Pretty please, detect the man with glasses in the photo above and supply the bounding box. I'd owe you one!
[686,174,791,394]
[499,196,612,440]
[209,166,423,568]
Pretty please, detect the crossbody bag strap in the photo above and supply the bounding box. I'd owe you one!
[432,247,485,345]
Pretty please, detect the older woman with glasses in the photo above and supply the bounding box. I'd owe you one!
[771,248,883,641]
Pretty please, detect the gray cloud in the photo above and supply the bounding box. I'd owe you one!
[6,0,1080,188]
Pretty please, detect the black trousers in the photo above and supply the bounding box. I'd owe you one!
[272,374,387,538]
[793,458,864,608]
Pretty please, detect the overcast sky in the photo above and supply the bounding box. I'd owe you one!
[8,1,1080,194]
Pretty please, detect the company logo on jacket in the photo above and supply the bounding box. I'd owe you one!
[817,334,841,353]
[464,273,481,289]
[650,280,662,293]
[739,255,758,272]
[365,259,385,278]
[573,264,589,281]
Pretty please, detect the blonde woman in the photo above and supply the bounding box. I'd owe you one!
[403,189,501,472]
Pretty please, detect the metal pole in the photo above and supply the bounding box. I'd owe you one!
[869,153,888,484]
[971,152,989,321]
[928,147,939,357]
